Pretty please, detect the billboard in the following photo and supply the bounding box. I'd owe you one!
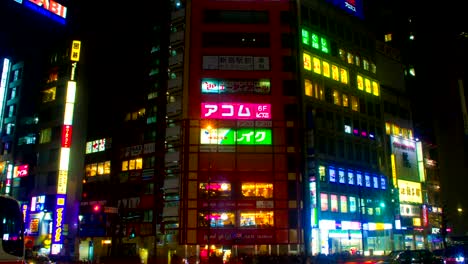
[24,0,67,24]
[201,79,270,94]
[390,136,419,182]
[397,179,423,204]
[201,103,271,120]
[200,128,272,145]
[325,0,364,19]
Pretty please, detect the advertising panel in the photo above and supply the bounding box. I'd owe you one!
[202,56,270,71]
[390,136,419,182]
[24,0,67,24]
[198,229,275,245]
[200,128,272,145]
[201,79,270,94]
[201,103,271,120]
[14,164,29,177]
[325,0,364,19]
[51,194,66,254]
[397,179,423,204]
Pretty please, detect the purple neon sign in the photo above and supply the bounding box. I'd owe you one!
[201,103,271,120]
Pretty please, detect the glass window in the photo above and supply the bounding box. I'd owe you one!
[348,170,354,185]
[340,195,348,213]
[351,96,359,111]
[319,165,326,181]
[330,194,338,212]
[340,68,348,84]
[333,90,341,106]
[136,158,143,170]
[331,65,339,81]
[342,94,349,107]
[372,81,380,96]
[357,75,364,90]
[200,182,232,198]
[347,52,353,64]
[365,78,372,93]
[240,211,274,228]
[129,159,136,170]
[322,61,330,78]
[356,172,363,186]
[339,49,346,61]
[86,164,97,177]
[365,173,371,187]
[97,162,105,175]
[241,182,273,199]
[303,53,311,71]
[321,37,329,53]
[39,128,52,144]
[122,161,129,171]
[305,79,313,96]
[338,169,345,184]
[311,33,320,49]
[320,193,328,211]
[316,83,324,100]
[329,167,336,182]
[199,211,236,228]
[42,87,56,103]
[302,29,310,45]
[313,57,321,74]
[349,197,357,213]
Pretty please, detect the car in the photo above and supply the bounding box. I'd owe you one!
[433,246,466,264]
[376,249,443,264]
[25,254,56,264]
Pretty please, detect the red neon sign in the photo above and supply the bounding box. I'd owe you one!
[28,0,67,18]
[15,164,29,177]
[201,103,271,120]
[61,125,72,148]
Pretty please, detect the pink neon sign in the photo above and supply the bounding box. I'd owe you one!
[201,103,271,120]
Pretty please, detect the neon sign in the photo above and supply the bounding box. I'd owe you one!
[61,125,72,148]
[51,194,66,254]
[201,103,271,120]
[326,0,363,19]
[14,164,29,177]
[201,79,270,94]
[27,0,67,18]
[200,128,272,145]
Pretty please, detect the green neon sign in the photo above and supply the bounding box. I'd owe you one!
[200,128,272,145]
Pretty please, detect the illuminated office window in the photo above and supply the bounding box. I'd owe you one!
[240,211,273,228]
[321,37,329,53]
[305,79,313,96]
[349,196,357,212]
[357,75,364,90]
[200,182,232,198]
[332,65,339,81]
[320,193,328,211]
[241,182,273,199]
[372,81,380,96]
[319,165,326,181]
[313,57,321,74]
[351,96,359,112]
[339,49,346,61]
[39,128,52,144]
[330,194,338,212]
[311,33,320,49]
[303,53,311,71]
[347,52,354,64]
[340,68,348,84]
[342,94,349,107]
[333,90,341,106]
[365,78,372,93]
[340,195,348,213]
[199,210,236,228]
[302,29,310,45]
[122,160,129,171]
[385,123,391,135]
[322,61,330,78]
[384,33,392,42]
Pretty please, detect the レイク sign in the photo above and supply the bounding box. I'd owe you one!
[201,103,271,120]
[200,128,272,145]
